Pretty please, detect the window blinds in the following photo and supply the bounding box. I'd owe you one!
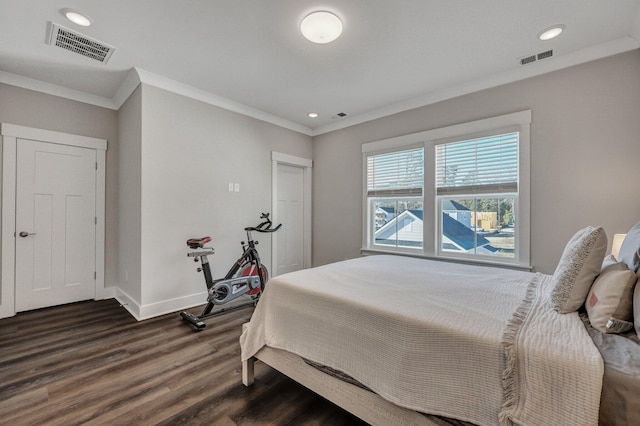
[367,148,424,197]
[435,132,518,196]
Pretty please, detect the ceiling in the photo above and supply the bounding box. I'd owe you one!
[1,1,639,136]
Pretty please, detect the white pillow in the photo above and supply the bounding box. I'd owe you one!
[550,226,607,314]
[586,262,636,333]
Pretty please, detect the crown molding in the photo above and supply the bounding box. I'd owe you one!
[0,70,117,109]
[311,36,640,136]
[0,67,312,136]
[133,68,313,136]
[111,68,142,109]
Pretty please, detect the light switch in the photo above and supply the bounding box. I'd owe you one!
[228,182,234,192]
[234,183,240,192]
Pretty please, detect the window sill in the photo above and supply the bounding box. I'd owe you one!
[360,248,533,272]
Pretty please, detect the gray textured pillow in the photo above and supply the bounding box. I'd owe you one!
[551,226,607,314]
[586,262,636,333]
[618,221,640,272]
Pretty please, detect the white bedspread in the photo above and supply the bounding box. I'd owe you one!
[240,255,603,426]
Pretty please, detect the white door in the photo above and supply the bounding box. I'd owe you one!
[276,163,304,275]
[15,139,97,312]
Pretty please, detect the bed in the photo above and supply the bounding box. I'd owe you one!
[583,316,640,426]
[240,226,640,426]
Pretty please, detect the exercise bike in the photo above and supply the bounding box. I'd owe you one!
[180,213,281,331]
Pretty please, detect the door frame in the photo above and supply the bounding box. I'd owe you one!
[0,123,107,318]
[271,152,312,277]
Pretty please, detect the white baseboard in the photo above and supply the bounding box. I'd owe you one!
[0,285,205,322]
[115,288,207,321]
[114,288,141,319]
[0,303,15,319]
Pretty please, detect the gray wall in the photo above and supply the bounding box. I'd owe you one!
[312,49,640,274]
[118,84,313,316]
[0,83,120,289]
[117,85,142,302]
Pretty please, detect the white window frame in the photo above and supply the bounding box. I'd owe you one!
[363,143,425,255]
[369,196,425,252]
[362,110,531,269]
[365,145,425,253]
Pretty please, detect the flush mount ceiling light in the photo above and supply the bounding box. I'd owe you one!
[300,11,343,44]
[307,112,319,118]
[62,8,92,27]
[538,24,565,41]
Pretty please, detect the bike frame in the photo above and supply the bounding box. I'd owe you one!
[199,231,265,317]
[180,213,280,330]
[225,232,264,286]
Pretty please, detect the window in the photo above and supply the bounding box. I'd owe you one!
[362,111,531,268]
[436,133,518,259]
[366,148,424,249]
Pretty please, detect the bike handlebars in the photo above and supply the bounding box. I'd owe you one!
[244,213,282,233]
[246,223,282,233]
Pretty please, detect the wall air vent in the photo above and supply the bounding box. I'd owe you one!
[519,49,553,66]
[47,22,115,63]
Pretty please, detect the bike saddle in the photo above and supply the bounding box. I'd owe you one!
[187,236,212,249]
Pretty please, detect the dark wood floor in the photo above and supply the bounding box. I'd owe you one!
[0,299,367,425]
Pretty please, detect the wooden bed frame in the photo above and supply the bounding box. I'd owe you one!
[242,345,445,426]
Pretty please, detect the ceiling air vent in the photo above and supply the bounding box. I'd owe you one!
[519,49,553,66]
[331,112,348,119]
[47,22,115,63]
[537,50,553,60]
[519,54,537,66]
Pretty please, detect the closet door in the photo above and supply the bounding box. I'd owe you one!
[276,163,305,275]
[15,139,97,311]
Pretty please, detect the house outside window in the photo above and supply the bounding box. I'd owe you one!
[362,110,531,268]
[373,200,424,248]
[366,147,424,249]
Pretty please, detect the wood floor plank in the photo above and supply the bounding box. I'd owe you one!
[0,299,366,425]
[108,355,242,424]
[0,387,50,419]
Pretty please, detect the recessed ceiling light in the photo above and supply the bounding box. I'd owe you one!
[538,25,565,41]
[62,8,92,27]
[300,11,343,44]
[307,112,319,118]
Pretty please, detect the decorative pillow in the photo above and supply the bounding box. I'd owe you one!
[550,226,607,314]
[635,282,640,340]
[586,262,636,333]
[617,221,640,272]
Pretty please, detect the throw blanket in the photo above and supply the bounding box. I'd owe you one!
[240,255,603,426]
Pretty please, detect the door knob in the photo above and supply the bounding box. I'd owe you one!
[18,231,36,237]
